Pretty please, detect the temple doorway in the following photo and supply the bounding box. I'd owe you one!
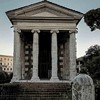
[39,31,51,80]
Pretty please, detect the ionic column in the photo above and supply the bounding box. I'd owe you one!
[31,29,40,81]
[50,30,59,81]
[69,30,77,81]
[11,28,21,82]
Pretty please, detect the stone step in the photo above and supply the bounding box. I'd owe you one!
[0,82,72,100]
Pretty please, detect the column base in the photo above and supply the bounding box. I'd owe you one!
[31,76,40,82]
[50,77,59,82]
[10,76,20,83]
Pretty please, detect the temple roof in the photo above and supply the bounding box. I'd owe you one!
[6,0,83,25]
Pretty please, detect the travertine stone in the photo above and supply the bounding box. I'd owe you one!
[11,28,21,82]
[7,0,83,82]
[17,22,76,31]
[21,39,25,79]
[63,40,70,80]
[72,74,95,100]
[50,30,59,81]
[31,29,40,81]
[69,30,77,81]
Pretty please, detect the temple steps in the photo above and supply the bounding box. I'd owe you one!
[0,82,72,100]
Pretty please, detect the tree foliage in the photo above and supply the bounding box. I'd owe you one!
[83,45,100,80]
[86,45,100,58]
[80,45,100,100]
[0,66,13,84]
[0,71,10,83]
[84,8,100,31]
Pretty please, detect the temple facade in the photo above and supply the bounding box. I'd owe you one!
[6,0,83,82]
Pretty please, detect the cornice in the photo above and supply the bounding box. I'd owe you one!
[6,0,83,26]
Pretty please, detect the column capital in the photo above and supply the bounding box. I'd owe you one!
[50,29,59,34]
[14,28,21,33]
[69,29,78,34]
[31,29,40,34]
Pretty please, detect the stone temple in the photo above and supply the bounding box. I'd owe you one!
[6,0,83,100]
[6,0,83,99]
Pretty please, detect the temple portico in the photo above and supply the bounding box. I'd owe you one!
[11,28,78,82]
[6,0,83,82]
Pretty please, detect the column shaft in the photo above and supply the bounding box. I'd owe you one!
[69,30,77,81]
[50,30,59,81]
[11,28,21,82]
[31,30,40,81]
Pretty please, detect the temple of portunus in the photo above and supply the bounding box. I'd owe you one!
[7,0,83,82]
[6,0,83,99]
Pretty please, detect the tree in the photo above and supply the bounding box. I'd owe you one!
[84,8,100,31]
[79,45,100,100]
[83,45,100,79]
[0,66,12,84]
[86,45,100,57]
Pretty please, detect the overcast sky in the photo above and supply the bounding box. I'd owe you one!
[0,0,100,58]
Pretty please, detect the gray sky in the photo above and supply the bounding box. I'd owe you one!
[0,0,100,57]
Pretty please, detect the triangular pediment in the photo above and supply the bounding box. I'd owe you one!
[6,0,83,23]
[16,8,73,18]
[32,11,61,17]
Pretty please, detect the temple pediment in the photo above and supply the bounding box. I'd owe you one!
[31,11,65,17]
[6,0,83,23]
[14,9,72,18]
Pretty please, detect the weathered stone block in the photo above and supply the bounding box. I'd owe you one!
[0,82,72,100]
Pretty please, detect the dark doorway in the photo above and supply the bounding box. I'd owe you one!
[39,31,51,80]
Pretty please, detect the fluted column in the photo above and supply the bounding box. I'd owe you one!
[11,28,21,82]
[50,30,59,81]
[31,29,40,81]
[69,30,77,81]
